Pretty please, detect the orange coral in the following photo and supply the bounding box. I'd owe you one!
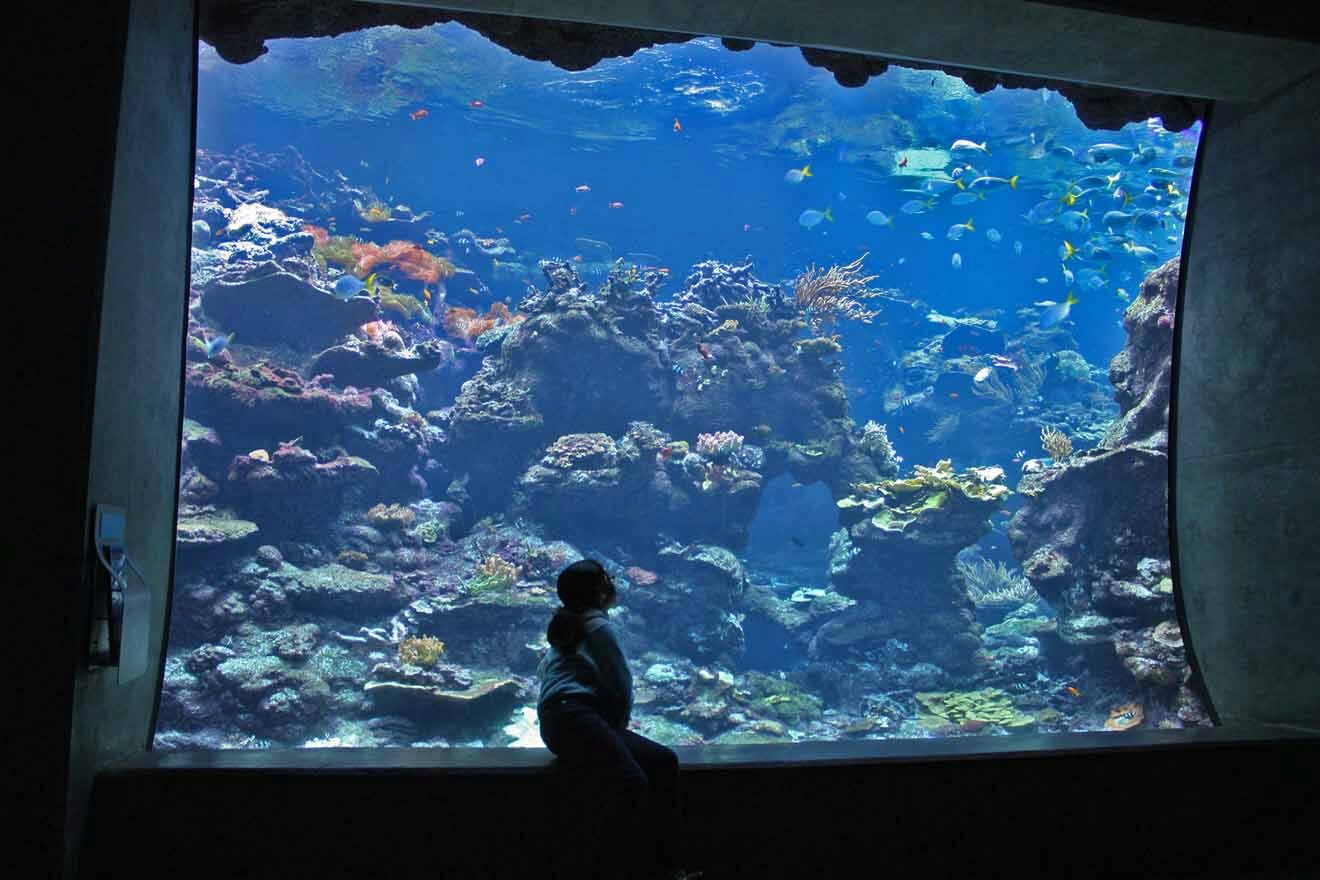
[351,240,455,284]
[302,223,330,246]
[441,303,525,343]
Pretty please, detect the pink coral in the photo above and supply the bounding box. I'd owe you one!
[624,566,658,586]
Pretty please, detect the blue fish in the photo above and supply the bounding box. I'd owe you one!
[1039,293,1079,328]
[333,272,378,300]
[205,332,235,359]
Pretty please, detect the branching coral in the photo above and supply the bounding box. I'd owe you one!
[696,431,744,460]
[792,252,887,335]
[469,555,522,594]
[442,302,525,343]
[352,240,455,284]
[1040,425,1073,461]
[397,635,445,667]
[956,553,1040,608]
[366,503,415,529]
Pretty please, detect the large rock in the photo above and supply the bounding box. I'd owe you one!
[1103,258,1178,450]
[309,336,451,389]
[201,263,377,349]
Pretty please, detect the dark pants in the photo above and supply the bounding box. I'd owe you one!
[538,694,684,880]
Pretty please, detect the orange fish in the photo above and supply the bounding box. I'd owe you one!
[572,255,583,262]
[608,201,624,209]
[575,184,591,193]
[468,100,484,108]
[673,118,682,133]
[410,109,429,120]
[1066,686,1080,697]
[948,392,960,399]
[422,288,432,302]
[474,157,486,167]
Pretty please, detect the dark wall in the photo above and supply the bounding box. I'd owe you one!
[1176,69,1320,726]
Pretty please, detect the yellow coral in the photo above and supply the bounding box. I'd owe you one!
[398,635,445,667]
[1040,425,1073,461]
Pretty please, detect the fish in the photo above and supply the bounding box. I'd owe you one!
[1024,200,1061,224]
[1123,242,1160,261]
[866,210,895,228]
[516,213,532,222]
[673,118,682,133]
[1115,288,1130,301]
[1085,143,1134,163]
[333,272,377,300]
[409,108,429,120]
[950,139,990,154]
[784,164,812,184]
[789,537,805,548]
[898,156,908,168]
[204,332,235,359]
[901,198,935,215]
[468,100,484,108]
[921,178,960,194]
[569,206,577,216]
[1102,210,1134,228]
[969,175,1018,190]
[1039,292,1079,328]
[1059,240,1078,261]
[1048,145,1075,160]
[950,191,985,205]
[898,426,905,434]
[947,218,974,240]
[798,206,834,228]
[1013,240,1023,256]
[951,252,962,270]
[1066,686,1081,697]
[608,201,624,209]
[697,342,713,360]
[986,228,1002,243]
[973,366,993,382]
[791,482,805,488]
[474,157,485,167]
[575,184,591,193]
[948,392,960,399]
[1060,209,1090,233]
[1062,264,1075,285]
[919,231,935,240]
[1035,277,1050,284]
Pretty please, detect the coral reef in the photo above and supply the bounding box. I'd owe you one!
[1040,425,1073,462]
[915,688,1035,730]
[308,336,452,390]
[791,253,888,335]
[201,263,379,349]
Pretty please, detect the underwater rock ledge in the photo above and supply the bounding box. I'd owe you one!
[198,0,1203,131]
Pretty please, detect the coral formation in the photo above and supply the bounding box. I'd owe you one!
[1040,425,1073,462]
[915,688,1035,729]
[791,253,889,335]
[398,635,446,668]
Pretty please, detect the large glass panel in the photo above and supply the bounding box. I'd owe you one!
[159,15,1208,750]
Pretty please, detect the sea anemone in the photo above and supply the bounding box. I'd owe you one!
[1104,702,1145,731]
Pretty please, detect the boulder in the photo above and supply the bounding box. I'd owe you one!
[201,263,377,349]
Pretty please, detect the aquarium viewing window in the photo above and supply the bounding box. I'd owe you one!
[160,12,1210,753]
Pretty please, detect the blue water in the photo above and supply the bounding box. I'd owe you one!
[165,21,1200,749]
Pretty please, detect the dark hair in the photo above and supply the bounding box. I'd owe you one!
[546,559,615,650]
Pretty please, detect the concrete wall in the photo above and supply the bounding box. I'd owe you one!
[63,0,196,875]
[1176,69,1320,727]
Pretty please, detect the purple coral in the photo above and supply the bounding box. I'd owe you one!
[696,431,744,460]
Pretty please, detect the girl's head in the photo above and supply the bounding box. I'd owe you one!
[546,559,614,649]
[556,558,615,612]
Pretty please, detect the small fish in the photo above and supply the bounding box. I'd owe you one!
[609,201,624,209]
[866,210,895,228]
[1013,241,1023,256]
[798,206,834,228]
[901,198,934,215]
[572,255,583,262]
[784,164,812,184]
[950,139,990,154]
[1062,264,1075,285]
[951,252,962,270]
[986,228,1002,243]
[673,118,682,133]
[898,156,908,168]
[791,482,804,488]
[569,206,577,216]
[789,537,805,547]
[1102,210,1134,228]
[1035,277,1050,284]
[948,392,960,399]
[743,223,751,232]
[1059,240,1078,261]
[919,231,934,240]
[921,178,959,194]
[333,272,377,300]
[1115,288,1130,301]
[575,184,591,193]
[898,426,905,434]
[516,213,532,222]
[697,342,713,360]
[973,366,993,382]
[1011,449,1026,462]
[969,174,1018,190]
[468,100,484,108]
[947,218,974,240]
[1039,292,1079,328]
[1066,686,1081,697]
[474,156,486,167]
[455,209,465,217]
[409,108,429,120]
[204,332,235,359]
[950,190,985,206]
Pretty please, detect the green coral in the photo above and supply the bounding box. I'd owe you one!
[313,234,360,272]
[837,459,1010,532]
[378,290,433,323]
[413,519,447,545]
[915,688,1035,729]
